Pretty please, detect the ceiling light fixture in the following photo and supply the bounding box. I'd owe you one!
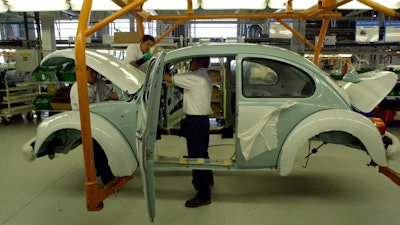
[0,1,8,13]
[70,0,121,11]
[268,0,400,10]
[338,0,400,9]
[201,0,267,10]
[6,0,70,12]
[268,0,315,10]
[142,0,200,10]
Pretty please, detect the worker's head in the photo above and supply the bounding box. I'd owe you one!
[189,57,210,71]
[140,35,155,54]
[86,67,99,85]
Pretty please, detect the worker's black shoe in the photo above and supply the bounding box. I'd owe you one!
[185,196,211,208]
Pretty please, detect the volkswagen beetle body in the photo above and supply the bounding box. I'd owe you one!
[22,43,400,221]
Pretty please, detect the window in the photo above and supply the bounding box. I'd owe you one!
[190,19,237,38]
[242,58,315,98]
[54,19,156,41]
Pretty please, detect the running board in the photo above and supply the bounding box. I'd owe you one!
[154,155,234,167]
[379,166,400,186]
[368,160,400,186]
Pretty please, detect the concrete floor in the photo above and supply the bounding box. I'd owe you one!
[1,116,400,225]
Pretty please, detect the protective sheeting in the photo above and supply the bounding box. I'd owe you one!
[278,109,389,176]
[385,131,400,160]
[40,49,146,95]
[341,70,397,113]
[31,111,138,177]
[238,100,296,160]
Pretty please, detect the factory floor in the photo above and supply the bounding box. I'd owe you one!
[1,115,400,225]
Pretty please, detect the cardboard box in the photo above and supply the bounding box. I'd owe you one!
[212,91,220,100]
[114,32,140,44]
[50,102,72,110]
[208,70,221,83]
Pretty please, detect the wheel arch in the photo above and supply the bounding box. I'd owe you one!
[34,111,138,177]
[278,109,387,176]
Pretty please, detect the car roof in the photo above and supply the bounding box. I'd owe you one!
[164,43,309,63]
[40,49,146,94]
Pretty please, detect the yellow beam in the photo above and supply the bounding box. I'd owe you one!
[75,0,147,211]
[154,19,185,45]
[357,0,400,20]
[137,16,145,37]
[75,0,99,211]
[86,0,147,36]
[301,0,352,18]
[146,12,342,21]
[277,19,316,51]
[313,18,330,65]
[187,0,194,15]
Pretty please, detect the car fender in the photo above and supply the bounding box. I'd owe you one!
[278,109,387,176]
[34,111,137,177]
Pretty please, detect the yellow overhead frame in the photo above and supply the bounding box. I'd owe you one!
[75,0,400,211]
[76,0,146,211]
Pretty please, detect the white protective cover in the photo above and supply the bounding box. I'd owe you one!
[278,109,389,176]
[341,70,397,113]
[40,49,146,94]
[33,111,137,176]
[237,101,297,160]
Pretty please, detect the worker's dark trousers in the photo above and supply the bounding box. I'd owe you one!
[93,140,114,185]
[185,115,213,198]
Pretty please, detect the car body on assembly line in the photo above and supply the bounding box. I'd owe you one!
[22,43,400,221]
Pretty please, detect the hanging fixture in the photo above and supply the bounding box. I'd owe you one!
[69,0,121,11]
[6,0,70,12]
[0,1,8,13]
[201,0,267,10]
[338,0,400,9]
[268,0,400,10]
[142,0,200,10]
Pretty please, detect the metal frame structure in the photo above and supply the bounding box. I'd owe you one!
[74,0,400,211]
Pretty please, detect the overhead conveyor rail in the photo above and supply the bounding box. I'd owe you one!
[75,0,400,212]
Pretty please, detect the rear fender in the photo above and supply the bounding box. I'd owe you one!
[278,109,387,176]
[34,111,137,177]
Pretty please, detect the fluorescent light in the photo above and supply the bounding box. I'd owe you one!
[0,1,8,13]
[143,0,200,10]
[268,0,400,10]
[202,0,267,10]
[6,0,70,12]
[268,0,315,10]
[70,0,121,11]
[338,0,400,9]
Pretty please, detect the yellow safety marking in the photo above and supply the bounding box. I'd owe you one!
[179,157,187,164]
[197,158,205,164]
[224,159,233,166]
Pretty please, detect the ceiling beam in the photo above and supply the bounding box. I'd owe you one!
[301,0,353,18]
[146,11,342,21]
[357,0,400,19]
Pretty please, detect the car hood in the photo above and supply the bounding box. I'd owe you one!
[340,70,397,113]
[40,49,146,94]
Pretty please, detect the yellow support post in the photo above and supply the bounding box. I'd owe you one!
[154,20,185,45]
[277,19,316,51]
[357,0,400,19]
[75,0,99,211]
[313,18,330,65]
[302,0,352,18]
[75,0,146,211]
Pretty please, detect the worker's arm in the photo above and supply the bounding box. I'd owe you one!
[109,91,119,100]
[130,52,152,68]
[164,73,173,84]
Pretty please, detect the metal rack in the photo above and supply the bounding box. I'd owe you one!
[0,77,38,124]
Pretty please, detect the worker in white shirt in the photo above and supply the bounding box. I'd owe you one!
[124,35,155,68]
[164,57,214,208]
[70,66,118,185]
